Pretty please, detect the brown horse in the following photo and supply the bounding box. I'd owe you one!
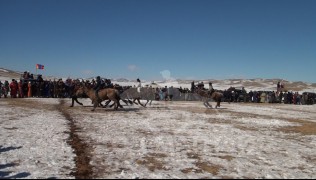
[195,88,223,108]
[70,87,133,108]
[74,85,122,111]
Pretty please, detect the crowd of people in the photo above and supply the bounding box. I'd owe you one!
[0,71,315,105]
[180,81,316,105]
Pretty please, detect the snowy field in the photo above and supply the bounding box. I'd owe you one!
[1,97,316,179]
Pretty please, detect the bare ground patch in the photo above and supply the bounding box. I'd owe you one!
[278,119,316,135]
[173,102,316,139]
[182,152,225,175]
[57,100,94,179]
[136,153,169,172]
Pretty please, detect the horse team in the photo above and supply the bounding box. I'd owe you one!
[71,83,223,111]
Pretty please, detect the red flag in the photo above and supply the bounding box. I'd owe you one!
[36,64,44,70]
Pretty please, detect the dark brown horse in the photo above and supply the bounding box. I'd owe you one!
[195,88,223,108]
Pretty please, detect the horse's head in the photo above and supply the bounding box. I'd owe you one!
[75,84,92,97]
[74,86,85,97]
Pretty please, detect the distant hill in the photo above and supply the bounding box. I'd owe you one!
[1,67,315,93]
[0,67,22,80]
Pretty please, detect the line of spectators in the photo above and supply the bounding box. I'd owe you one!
[1,72,315,105]
[0,71,123,99]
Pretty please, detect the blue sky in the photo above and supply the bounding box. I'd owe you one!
[1,0,315,82]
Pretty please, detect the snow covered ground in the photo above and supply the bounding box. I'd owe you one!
[1,97,316,179]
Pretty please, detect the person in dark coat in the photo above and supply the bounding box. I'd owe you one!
[191,81,195,93]
[94,76,102,101]
[0,80,2,98]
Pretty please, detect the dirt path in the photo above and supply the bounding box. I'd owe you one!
[5,98,95,178]
[57,99,94,179]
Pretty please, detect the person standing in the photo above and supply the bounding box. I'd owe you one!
[168,86,174,101]
[18,80,23,98]
[9,79,18,98]
[28,81,32,97]
[3,80,9,98]
[163,86,168,101]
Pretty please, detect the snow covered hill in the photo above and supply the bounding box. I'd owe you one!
[1,67,315,93]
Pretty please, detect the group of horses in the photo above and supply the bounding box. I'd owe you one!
[70,85,223,111]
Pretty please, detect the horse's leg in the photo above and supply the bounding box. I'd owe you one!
[103,100,111,108]
[113,98,123,109]
[118,100,123,108]
[112,99,119,110]
[109,102,115,108]
[70,96,83,107]
[216,99,221,108]
[201,97,208,108]
[121,99,129,106]
[133,99,139,105]
[91,101,98,111]
[75,100,83,106]
[137,98,146,107]
[128,99,134,105]
[108,100,122,108]
[206,99,213,108]
[203,98,209,108]
[108,94,120,110]
[70,97,75,107]
[144,100,149,107]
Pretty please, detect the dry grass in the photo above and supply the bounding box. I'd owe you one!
[278,119,316,135]
[136,153,169,172]
[184,152,224,175]
[216,155,234,161]
[195,162,223,175]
